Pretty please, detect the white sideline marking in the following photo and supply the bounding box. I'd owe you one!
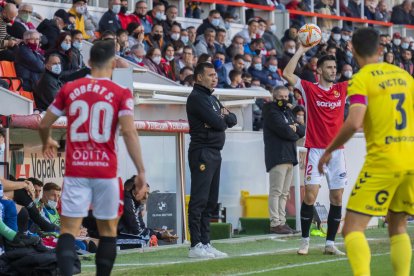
[81,238,383,269]
[229,252,391,276]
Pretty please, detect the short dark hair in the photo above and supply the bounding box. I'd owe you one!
[27,177,43,187]
[208,9,220,17]
[101,30,116,39]
[70,29,82,37]
[166,4,177,11]
[326,45,337,52]
[43,182,61,192]
[153,2,165,8]
[229,70,242,82]
[90,40,115,68]
[124,175,136,191]
[216,28,226,34]
[233,54,244,61]
[194,62,214,81]
[45,53,61,64]
[116,28,128,37]
[180,66,193,75]
[317,55,336,68]
[127,22,140,35]
[352,28,380,58]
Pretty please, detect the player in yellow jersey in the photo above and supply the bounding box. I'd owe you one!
[318,27,414,276]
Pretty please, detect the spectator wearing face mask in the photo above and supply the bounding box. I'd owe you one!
[281,26,299,44]
[166,22,181,46]
[162,43,177,81]
[300,56,318,83]
[327,26,342,49]
[263,86,305,234]
[68,0,90,40]
[399,49,414,76]
[143,47,166,76]
[147,2,166,26]
[14,29,44,91]
[391,32,403,63]
[213,51,227,88]
[195,10,221,38]
[339,26,352,50]
[264,56,284,86]
[99,0,122,33]
[71,30,85,69]
[33,54,62,111]
[278,39,302,73]
[249,55,281,87]
[126,43,146,66]
[118,0,132,30]
[337,63,353,82]
[244,38,265,57]
[144,24,164,52]
[8,3,36,40]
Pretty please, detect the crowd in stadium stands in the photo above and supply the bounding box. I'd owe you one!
[0,0,413,260]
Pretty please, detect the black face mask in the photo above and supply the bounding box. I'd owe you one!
[120,6,128,14]
[276,99,288,109]
[133,32,140,39]
[254,49,261,56]
[153,34,162,41]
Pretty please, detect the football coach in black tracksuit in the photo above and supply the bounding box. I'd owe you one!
[186,62,237,258]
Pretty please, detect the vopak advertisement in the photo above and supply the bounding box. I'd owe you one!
[14,151,65,185]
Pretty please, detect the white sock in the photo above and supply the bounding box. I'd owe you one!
[326,240,335,247]
[302,237,310,242]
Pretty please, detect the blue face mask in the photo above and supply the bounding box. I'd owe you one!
[254,63,262,71]
[61,42,71,51]
[213,59,223,69]
[51,64,62,75]
[268,65,278,73]
[181,36,189,44]
[72,41,82,50]
[211,18,220,27]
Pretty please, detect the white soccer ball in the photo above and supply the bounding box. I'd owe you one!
[298,23,322,47]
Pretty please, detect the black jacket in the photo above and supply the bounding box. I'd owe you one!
[33,70,62,111]
[118,190,144,235]
[196,18,220,37]
[186,83,237,152]
[37,19,60,50]
[391,5,413,25]
[262,102,305,172]
[98,9,122,33]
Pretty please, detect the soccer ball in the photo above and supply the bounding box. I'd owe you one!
[298,24,322,47]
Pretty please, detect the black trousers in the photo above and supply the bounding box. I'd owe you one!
[188,148,221,247]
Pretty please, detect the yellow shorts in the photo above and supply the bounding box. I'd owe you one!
[347,170,414,216]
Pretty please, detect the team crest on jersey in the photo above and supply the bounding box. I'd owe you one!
[333,90,340,98]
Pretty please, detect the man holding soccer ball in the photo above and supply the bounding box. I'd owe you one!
[283,24,348,256]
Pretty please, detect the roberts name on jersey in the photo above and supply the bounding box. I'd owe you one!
[50,76,134,179]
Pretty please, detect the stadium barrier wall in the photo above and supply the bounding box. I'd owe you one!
[3,114,378,237]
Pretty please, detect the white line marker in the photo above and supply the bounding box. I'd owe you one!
[229,252,395,276]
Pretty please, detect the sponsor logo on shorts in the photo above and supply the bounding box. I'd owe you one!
[306,176,311,182]
[365,205,387,212]
[339,172,347,179]
[375,190,389,205]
